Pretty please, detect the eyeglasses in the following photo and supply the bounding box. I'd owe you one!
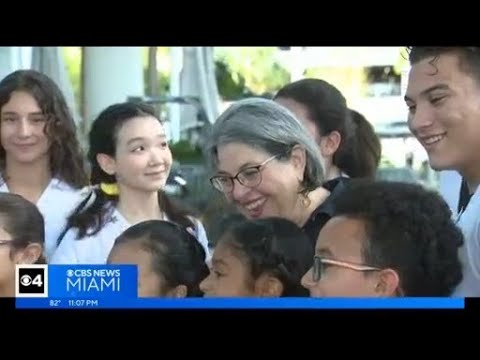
[210,154,280,194]
[0,239,13,246]
[312,255,380,282]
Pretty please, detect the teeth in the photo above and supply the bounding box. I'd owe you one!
[244,199,264,211]
[423,134,445,145]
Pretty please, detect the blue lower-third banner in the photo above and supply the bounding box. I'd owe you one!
[16,297,465,309]
[15,264,137,299]
[14,264,465,309]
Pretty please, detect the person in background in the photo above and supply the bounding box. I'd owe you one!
[273,79,382,245]
[274,78,381,182]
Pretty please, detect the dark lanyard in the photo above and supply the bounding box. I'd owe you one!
[457,178,473,215]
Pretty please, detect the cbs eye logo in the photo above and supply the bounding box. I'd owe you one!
[15,265,49,297]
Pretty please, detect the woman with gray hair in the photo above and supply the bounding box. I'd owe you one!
[206,97,334,244]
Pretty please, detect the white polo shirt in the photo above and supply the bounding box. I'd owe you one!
[0,177,88,261]
[50,201,212,265]
[438,171,480,296]
[439,170,462,213]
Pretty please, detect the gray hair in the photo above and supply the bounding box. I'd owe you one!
[205,97,325,194]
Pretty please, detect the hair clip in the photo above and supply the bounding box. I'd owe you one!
[100,182,119,196]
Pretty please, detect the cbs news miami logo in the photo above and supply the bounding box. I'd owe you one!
[15,264,49,297]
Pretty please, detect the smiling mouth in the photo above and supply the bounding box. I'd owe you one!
[421,133,446,146]
[242,198,265,211]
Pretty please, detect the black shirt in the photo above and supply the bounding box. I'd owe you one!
[301,177,350,247]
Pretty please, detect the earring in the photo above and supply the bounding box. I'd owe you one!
[302,194,311,208]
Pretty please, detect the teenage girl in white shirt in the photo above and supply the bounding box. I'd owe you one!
[0,70,89,261]
[51,101,211,264]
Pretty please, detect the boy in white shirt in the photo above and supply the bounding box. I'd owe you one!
[404,47,480,296]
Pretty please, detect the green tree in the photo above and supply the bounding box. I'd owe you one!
[214,59,247,100]
[304,66,368,103]
[214,47,290,99]
[61,47,82,112]
[394,47,410,75]
[142,47,171,97]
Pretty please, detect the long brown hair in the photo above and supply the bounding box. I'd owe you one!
[0,70,88,188]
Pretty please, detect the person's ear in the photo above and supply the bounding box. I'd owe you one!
[319,131,341,158]
[254,274,284,297]
[14,243,43,264]
[374,268,401,297]
[289,145,307,182]
[168,284,188,298]
[96,153,116,176]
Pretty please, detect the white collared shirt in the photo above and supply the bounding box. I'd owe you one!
[50,202,212,265]
[0,177,89,261]
[439,171,480,296]
[439,170,462,213]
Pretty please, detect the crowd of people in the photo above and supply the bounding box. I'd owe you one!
[0,46,478,298]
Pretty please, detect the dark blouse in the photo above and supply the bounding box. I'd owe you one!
[301,177,350,247]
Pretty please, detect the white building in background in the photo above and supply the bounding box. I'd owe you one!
[276,46,407,124]
[83,47,144,123]
[277,47,403,69]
